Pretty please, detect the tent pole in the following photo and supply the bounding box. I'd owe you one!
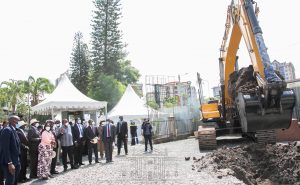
[51,107,54,120]
[105,104,108,121]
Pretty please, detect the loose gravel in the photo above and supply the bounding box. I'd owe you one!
[23,138,244,185]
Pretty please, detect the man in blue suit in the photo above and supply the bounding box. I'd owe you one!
[0,115,21,185]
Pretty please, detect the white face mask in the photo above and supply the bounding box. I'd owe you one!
[52,124,56,129]
[78,120,81,124]
[35,123,39,127]
[45,127,51,131]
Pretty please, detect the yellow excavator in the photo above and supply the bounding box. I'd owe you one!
[196,0,296,150]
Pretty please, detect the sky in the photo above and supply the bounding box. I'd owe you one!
[0,0,299,97]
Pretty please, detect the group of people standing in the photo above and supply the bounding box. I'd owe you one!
[0,115,153,185]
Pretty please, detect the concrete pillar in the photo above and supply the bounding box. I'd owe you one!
[168,116,176,138]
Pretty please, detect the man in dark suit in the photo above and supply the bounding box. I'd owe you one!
[130,120,138,145]
[116,116,128,155]
[16,121,29,183]
[0,121,8,185]
[0,115,21,185]
[72,118,85,166]
[102,120,116,163]
[84,120,99,164]
[142,119,153,152]
[27,119,41,179]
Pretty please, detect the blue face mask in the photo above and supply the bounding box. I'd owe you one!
[16,122,20,129]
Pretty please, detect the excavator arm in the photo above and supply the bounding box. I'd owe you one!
[219,0,295,133]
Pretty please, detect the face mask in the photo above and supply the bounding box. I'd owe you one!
[92,122,95,125]
[35,123,39,127]
[45,126,51,131]
[16,122,20,129]
[65,123,69,127]
[52,124,56,129]
[78,120,81,124]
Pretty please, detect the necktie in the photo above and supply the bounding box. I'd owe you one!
[107,125,110,137]
[78,124,83,136]
[91,126,95,135]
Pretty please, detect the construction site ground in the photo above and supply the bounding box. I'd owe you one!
[22,136,300,185]
[24,138,244,185]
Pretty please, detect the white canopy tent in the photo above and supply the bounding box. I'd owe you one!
[108,84,167,121]
[32,74,107,118]
[108,84,168,139]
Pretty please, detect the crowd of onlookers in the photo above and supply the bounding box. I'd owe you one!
[0,115,153,185]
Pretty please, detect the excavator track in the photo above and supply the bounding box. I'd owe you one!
[196,126,217,151]
[256,130,276,146]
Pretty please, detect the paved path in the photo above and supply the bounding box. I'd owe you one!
[24,139,244,185]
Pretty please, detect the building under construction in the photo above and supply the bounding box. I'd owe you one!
[145,75,196,108]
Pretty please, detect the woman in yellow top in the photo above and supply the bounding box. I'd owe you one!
[37,121,56,180]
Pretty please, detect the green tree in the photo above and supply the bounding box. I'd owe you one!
[0,88,8,107]
[0,80,26,112]
[147,101,159,110]
[163,97,178,108]
[90,0,126,78]
[70,32,90,94]
[116,59,140,85]
[88,74,125,110]
[89,0,141,109]
[25,76,55,106]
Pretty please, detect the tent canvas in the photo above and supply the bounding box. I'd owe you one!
[32,74,107,114]
[108,84,166,120]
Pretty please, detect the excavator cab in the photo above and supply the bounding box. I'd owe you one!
[200,99,221,122]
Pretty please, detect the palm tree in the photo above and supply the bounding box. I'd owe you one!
[0,79,26,112]
[25,76,55,106]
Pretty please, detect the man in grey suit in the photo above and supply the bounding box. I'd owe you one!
[102,120,116,163]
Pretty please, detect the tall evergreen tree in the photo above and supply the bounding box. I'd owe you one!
[90,0,125,78]
[70,32,90,94]
[89,0,141,109]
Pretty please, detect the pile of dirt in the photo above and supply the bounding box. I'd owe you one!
[193,143,300,185]
[228,65,257,101]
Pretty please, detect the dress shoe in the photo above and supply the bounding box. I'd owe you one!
[71,165,79,169]
[106,161,109,163]
[42,177,49,180]
[89,162,92,165]
[51,171,59,174]
[63,168,67,172]
[95,161,100,163]
[79,162,85,166]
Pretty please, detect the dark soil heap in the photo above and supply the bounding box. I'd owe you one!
[194,143,300,185]
[228,65,258,101]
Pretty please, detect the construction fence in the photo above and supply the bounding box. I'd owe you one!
[151,118,199,140]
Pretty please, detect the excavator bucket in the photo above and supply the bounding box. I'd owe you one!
[236,89,296,133]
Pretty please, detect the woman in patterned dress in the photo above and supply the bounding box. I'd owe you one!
[37,121,56,180]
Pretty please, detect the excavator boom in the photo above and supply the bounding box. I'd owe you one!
[196,0,296,151]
